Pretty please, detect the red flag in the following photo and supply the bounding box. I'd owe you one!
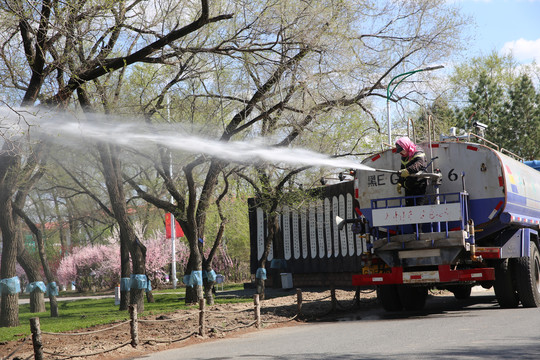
[165,213,184,238]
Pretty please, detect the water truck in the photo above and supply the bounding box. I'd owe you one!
[347,138,540,310]
[249,136,540,311]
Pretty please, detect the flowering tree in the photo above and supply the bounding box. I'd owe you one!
[55,229,248,292]
[144,231,190,288]
[56,244,114,291]
[57,231,191,291]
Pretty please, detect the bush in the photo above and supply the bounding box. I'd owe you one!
[55,230,249,291]
[56,232,191,291]
[57,244,117,291]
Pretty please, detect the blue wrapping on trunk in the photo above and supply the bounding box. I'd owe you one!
[206,269,217,282]
[130,274,147,290]
[191,270,203,285]
[183,271,203,287]
[0,276,21,295]
[46,282,59,296]
[255,268,267,280]
[26,281,46,293]
[120,277,131,291]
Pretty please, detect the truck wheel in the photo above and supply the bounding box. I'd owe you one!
[493,258,519,308]
[514,241,540,307]
[398,285,428,311]
[377,285,402,311]
[447,285,472,299]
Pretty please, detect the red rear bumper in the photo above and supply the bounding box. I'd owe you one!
[352,265,495,286]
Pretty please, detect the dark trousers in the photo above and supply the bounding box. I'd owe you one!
[405,192,426,207]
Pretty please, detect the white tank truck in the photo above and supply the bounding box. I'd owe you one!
[346,134,540,311]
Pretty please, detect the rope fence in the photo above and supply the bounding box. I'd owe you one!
[41,320,129,336]
[138,311,198,323]
[18,288,375,360]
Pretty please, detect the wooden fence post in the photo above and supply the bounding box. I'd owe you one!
[254,294,261,329]
[199,299,206,337]
[129,304,139,348]
[331,285,337,313]
[30,317,43,360]
[296,288,303,316]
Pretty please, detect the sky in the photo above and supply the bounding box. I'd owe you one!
[457,0,540,64]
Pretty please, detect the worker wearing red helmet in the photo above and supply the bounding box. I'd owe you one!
[395,137,427,206]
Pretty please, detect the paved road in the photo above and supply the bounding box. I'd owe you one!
[132,289,540,360]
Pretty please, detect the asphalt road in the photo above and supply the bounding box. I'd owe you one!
[131,289,540,360]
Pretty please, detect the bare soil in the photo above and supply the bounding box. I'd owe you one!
[1,288,378,360]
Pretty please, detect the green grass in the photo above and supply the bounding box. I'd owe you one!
[0,284,249,342]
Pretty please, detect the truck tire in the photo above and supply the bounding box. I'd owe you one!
[397,285,428,311]
[377,285,402,311]
[447,285,472,299]
[514,241,540,308]
[493,258,519,308]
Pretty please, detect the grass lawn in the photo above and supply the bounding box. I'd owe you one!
[0,284,248,342]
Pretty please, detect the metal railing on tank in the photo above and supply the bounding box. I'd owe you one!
[370,192,470,244]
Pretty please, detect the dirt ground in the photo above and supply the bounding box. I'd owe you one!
[1,287,379,360]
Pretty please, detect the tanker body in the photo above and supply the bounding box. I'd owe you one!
[352,140,540,311]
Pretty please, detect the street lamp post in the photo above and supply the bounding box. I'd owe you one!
[386,65,444,145]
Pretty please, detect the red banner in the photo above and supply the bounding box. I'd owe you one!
[165,213,184,238]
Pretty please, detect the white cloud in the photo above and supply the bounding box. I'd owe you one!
[501,38,540,63]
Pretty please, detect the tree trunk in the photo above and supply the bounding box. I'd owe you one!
[120,289,130,310]
[0,294,19,327]
[53,195,67,258]
[29,291,45,313]
[16,222,48,313]
[203,279,215,305]
[31,221,59,317]
[130,287,145,311]
[255,212,278,301]
[49,296,58,317]
[12,164,54,316]
[146,290,155,303]
[119,231,131,311]
[99,143,146,311]
[128,235,147,312]
[184,248,204,304]
[185,286,196,304]
[84,97,146,313]
[17,247,45,313]
[185,279,204,304]
[186,284,204,304]
[202,221,226,306]
[256,277,266,300]
[0,146,20,326]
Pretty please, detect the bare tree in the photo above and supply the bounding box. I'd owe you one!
[14,206,59,317]
[0,0,469,325]
[92,0,469,304]
[0,0,233,325]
